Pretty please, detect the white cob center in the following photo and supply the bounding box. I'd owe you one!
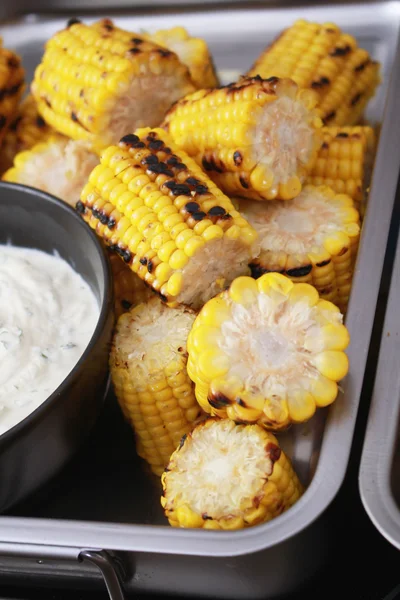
[219,294,337,396]
[254,96,314,184]
[114,298,195,389]
[177,237,252,309]
[12,138,98,208]
[242,187,342,254]
[167,420,272,519]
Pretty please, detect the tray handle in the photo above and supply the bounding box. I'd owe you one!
[79,549,125,600]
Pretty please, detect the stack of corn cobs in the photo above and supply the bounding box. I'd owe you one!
[1,17,380,530]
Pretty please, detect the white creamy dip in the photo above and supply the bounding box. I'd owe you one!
[0,245,99,435]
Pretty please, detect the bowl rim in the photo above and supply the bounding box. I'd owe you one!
[0,181,113,446]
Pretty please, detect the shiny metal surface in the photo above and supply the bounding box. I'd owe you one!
[359,213,400,550]
[0,2,399,597]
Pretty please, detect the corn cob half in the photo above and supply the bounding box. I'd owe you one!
[3,134,99,208]
[143,26,219,89]
[246,19,381,126]
[307,125,376,217]
[187,272,350,430]
[0,39,25,147]
[0,94,52,174]
[110,296,205,476]
[163,76,322,201]
[161,418,303,529]
[78,127,257,309]
[109,249,154,318]
[240,184,360,313]
[31,18,195,151]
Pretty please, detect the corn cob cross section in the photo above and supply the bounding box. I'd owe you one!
[0,39,25,148]
[3,134,99,208]
[79,127,257,309]
[187,272,350,430]
[246,19,381,126]
[143,26,219,89]
[0,95,53,175]
[108,249,154,318]
[161,418,303,529]
[31,18,195,151]
[110,296,205,476]
[240,184,361,313]
[162,76,322,202]
[307,125,376,217]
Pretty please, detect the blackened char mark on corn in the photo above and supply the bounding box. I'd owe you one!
[75,200,86,214]
[351,93,363,106]
[324,110,336,123]
[131,37,144,45]
[266,442,281,464]
[147,260,154,273]
[286,264,312,278]
[233,151,243,166]
[240,175,249,189]
[163,181,191,196]
[184,201,200,214]
[202,513,213,520]
[311,76,330,89]
[235,397,246,407]
[355,59,370,72]
[67,17,81,27]
[202,155,224,174]
[336,132,348,138]
[191,211,206,221]
[139,257,148,266]
[36,115,46,128]
[330,45,351,57]
[178,433,187,449]
[321,142,329,150]
[250,263,270,279]
[208,392,231,409]
[119,133,140,146]
[128,47,141,55]
[147,162,174,177]
[316,258,331,268]
[0,82,23,102]
[107,217,116,229]
[157,48,172,58]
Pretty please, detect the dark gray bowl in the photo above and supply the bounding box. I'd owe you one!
[0,181,114,512]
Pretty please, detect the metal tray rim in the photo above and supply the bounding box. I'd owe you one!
[0,1,400,559]
[359,232,400,550]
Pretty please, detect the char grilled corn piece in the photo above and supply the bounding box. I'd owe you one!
[110,296,205,476]
[240,184,360,313]
[143,26,219,89]
[31,18,195,152]
[109,249,153,318]
[307,126,376,217]
[78,127,257,309]
[0,95,52,174]
[161,418,303,529]
[0,39,25,147]
[3,134,99,207]
[246,19,381,126]
[162,76,322,202]
[187,272,350,430]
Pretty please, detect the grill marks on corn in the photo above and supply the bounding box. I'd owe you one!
[79,127,256,307]
[0,40,25,147]
[245,19,381,126]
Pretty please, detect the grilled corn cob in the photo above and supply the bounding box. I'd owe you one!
[0,39,25,147]
[31,18,195,151]
[143,26,219,89]
[246,19,381,126]
[161,418,303,529]
[3,134,99,207]
[78,127,257,309]
[187,272,350,430]
[307,126,376,216]
[0,95,52,174]
[110,296,205,476]
[163,76,322,202]
[240,185,360,313]
[109,249,153,318]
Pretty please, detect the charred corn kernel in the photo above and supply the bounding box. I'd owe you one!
[162,76,322,201]
[0,39,25,149]
[0,95,52,174]
[79,128,256,309]
[246,19,381,126]
[240,184,360,313]
[2,134,99,208]
[109,296,206,476]
[187,272,350,430]
[31,18,195,151]
[108,249,154,318]
[143,26,219,89]
[307,125,376,217]
[161,418,303,528]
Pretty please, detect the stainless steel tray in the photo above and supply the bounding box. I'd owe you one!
[359,205,400,550]
[0,2,400,599]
